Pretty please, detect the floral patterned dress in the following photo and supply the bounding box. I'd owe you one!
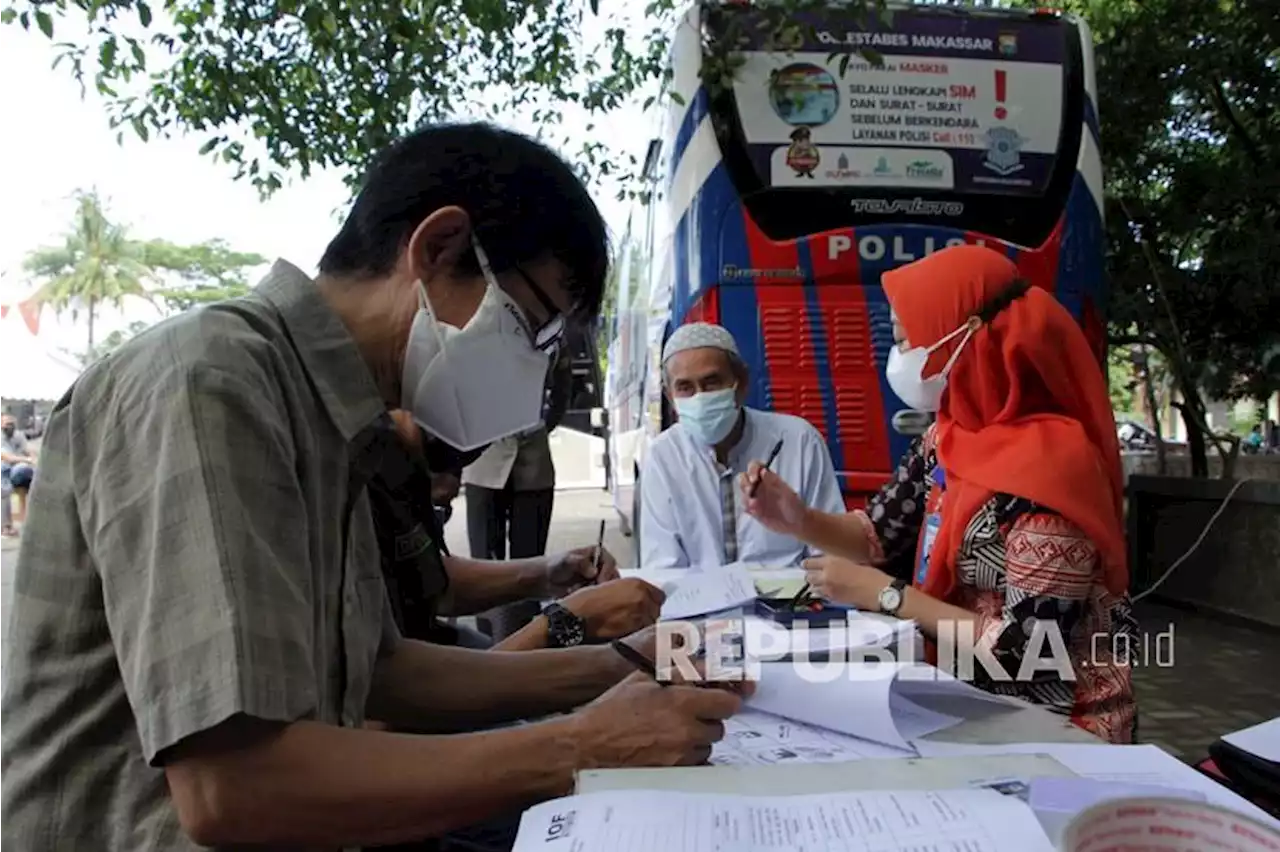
[857,428,1139,743]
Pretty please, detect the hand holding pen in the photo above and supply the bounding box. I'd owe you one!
[591,519,606,583]
[609,637,756,697]
[739,439,808,538]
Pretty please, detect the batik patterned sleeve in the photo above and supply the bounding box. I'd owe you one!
[860,436,930,581]
[971,502,1095,705]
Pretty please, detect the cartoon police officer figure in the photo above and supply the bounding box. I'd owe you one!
[785,126,819,178]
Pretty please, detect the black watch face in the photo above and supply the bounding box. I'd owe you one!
[561,618,586,647]
[549,606,586,647]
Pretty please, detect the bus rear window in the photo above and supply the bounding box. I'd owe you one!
[704,5,1084,247]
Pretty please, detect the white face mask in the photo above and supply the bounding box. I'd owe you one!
[401,237,552,451]
[885,319,976,413]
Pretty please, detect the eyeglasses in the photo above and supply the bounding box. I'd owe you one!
[514,266,566,352]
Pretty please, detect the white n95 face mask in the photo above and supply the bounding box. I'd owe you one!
[400,237,551,451]
[885,319,976,413]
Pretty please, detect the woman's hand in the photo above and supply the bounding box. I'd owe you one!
[739,462,808,536]
[801,555,893,610]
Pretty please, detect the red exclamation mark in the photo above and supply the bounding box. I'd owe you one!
[994,70,1008,120]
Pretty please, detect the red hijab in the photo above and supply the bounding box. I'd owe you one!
[882,245,1127,599]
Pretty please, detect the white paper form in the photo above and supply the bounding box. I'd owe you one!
[712,708,913,766]
[740,613,916,660]
[512,788,1055,852]
[1224,716,1280,761]
[748,661,1016,750]
[649,566,760,620]
[909,742,1280,831]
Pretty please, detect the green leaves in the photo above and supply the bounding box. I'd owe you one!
[25,191,267,356]
[0,0,792,196]
[1076,0,1280,458]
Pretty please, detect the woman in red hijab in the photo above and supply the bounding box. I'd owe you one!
[742,244,1137,743]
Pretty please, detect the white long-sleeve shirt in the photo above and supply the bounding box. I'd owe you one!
[639,408,845,569]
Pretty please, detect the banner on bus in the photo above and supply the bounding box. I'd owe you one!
[728,12,1068,197]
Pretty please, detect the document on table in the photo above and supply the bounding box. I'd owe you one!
[909,741,1280,831]
[1223,716,1280,761]
[512,788,1055,852]
[747,661,1018,750]
[712,708,912,766]
[740,612,916,659]
[656,565,759,620]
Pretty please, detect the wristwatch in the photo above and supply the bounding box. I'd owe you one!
[542,602,587,648]
[877,578,909,617]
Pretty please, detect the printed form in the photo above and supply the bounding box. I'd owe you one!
[512,788,1054,852]
[712,708,912,766]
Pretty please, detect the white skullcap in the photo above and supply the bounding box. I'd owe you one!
[662,322,742,366]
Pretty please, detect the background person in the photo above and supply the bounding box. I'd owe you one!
[640,322,844,569]
[378,409,660,654]
[463,342,573,640]
[743,245,1139,744]
[0,411,36,524]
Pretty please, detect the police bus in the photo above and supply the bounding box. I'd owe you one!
[602,0,1105,537]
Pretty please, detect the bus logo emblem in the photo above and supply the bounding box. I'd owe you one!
[983,127,1026,176]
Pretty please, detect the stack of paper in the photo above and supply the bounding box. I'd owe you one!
[748,660,1020,750]
[513,788,1055,851]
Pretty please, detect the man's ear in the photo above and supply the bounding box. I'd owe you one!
[406,206,471,282]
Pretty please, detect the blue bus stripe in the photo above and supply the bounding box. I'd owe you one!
[1083,95,1101,149]
[670,88,710,179]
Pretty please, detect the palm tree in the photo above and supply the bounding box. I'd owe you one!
[24,190,156,354]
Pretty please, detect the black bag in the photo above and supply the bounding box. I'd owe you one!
[1208,738,1280,819]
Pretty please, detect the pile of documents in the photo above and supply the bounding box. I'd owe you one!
[513,785,1280,851]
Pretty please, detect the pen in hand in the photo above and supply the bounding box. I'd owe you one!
[748,438,784,499]
[611,639,669,687]
[591,519,605,582]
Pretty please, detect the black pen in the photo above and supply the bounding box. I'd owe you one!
[611,640,670,687]
[748,438,785,499]
[789,581,815,610]
[591,519,606,582]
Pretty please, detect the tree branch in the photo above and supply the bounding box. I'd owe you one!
[1206,78,1264,171]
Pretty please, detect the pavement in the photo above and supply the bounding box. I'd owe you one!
[4,487,1277,763]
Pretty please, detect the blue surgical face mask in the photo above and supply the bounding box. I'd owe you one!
[674,387,741,446]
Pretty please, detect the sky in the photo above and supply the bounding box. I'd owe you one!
[0,18,652,358]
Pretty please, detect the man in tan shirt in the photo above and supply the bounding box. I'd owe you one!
[0,122,745,852]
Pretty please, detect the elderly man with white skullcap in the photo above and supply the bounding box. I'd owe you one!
[639,322,844,569]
